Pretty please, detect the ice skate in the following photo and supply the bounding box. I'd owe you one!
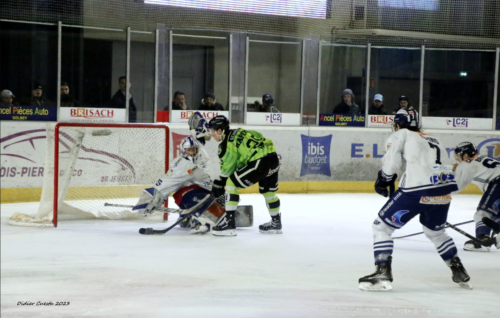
[188,219,210,235]
[463,236,491,252]
[359,256,393,291]
[212,211,236,237]
[449,257,472,290]
[259,213,282,234]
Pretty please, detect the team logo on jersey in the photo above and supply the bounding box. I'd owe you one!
[420,195,452,205]
[385,210,410,228]
[430,172,455,185]
[477,138,500,160]
[493,200,500,212]
[300,135,332,177]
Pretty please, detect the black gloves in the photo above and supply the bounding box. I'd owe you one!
[375,170,397,197]
[212,177,228,198]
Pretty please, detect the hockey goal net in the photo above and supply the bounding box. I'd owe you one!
[8,123,169,227]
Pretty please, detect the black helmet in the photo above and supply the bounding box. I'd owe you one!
[454,142,477,160]
[208,115,229,133]
[393,109,418,131]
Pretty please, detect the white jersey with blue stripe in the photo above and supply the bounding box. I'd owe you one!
[454,155,500,193]
[382,129,458,195]
[154,148,212,199]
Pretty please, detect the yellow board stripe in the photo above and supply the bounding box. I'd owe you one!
[0,182,482,204]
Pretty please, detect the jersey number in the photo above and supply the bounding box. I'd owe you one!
[482,159,500,169]
[428,142,442,165]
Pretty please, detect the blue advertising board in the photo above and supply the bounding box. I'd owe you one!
[319,113,365,127]
[300,134,332,177]
[0,106,57,121]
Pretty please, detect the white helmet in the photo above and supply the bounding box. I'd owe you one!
[180,136,199,158]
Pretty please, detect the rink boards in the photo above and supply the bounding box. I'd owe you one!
[2,121,499,203]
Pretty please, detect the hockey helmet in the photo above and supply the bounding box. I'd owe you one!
[180,136,199,157]
[454,142,477,160]
[393,109,418,131]
[208,115,230,133]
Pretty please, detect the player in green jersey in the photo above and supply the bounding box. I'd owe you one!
[207,115,282,236]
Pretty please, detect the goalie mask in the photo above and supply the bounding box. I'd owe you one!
[454,142,477,161]
[180,136,199,158]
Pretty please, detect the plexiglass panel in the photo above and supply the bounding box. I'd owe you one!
[0,22,58,109]
[130,31,156,123]
[320,45,366,115]
[423,50,496,118]
[247,35,302,115]
[170,30,230,113]
[369,48,421,116]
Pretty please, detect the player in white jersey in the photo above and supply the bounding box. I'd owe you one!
[359,109,471,291]
[453,142,500,251]
[132,136,215,234]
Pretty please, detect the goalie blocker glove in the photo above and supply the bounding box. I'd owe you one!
[212,177,227,198]
[375,170,397,197]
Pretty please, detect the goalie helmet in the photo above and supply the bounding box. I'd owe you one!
[180,136,199,158]
[393,109,418,131]
[454,142,477,160]
[208,115,230,133]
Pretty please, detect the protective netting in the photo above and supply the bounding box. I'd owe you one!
[9,123,168,227]
[1,0,499,50]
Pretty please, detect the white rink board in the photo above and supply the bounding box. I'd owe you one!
[1,122,500,189]
[422,117,493,130]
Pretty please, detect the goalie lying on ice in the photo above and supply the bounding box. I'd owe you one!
[132,136,252,234]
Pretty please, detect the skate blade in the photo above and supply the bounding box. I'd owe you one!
[458,282,473,290]
[212,229,237,237]
[359,281,392,291]
[463,246,490,252]
[259,229,283,234]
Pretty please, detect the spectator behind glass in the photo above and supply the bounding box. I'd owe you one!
[166,91,188,110]
[393,95,414,114]
[198,92,224,111]
[369,94,387,115]
[333,88,361,114]
[1,89,18,106]
[110,76,137,122]
[393,95,419,125]
[24,83,54,107]
[60,81,79,107]
[259,93,280,113]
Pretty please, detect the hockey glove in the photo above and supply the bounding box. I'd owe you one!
[141,189,165,217]
[212,177,227,199]
[374,170,397,198]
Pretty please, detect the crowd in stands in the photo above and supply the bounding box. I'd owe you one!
[333,87,418,117]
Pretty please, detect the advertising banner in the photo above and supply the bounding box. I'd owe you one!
[0,105,57,121]
[2,122,500,191]
[170,110,229,123]
[318,114,365,127]
[246,112,301,125]
[0,122,48,188]
[367,115,395,128]
[496,117,500,130]
[59,108,127,123]
[422,117,493,130]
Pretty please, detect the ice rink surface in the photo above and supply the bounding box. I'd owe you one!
[1,193,499,318]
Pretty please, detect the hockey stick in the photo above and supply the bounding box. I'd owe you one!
[482,217,500,234]
[104,202,186,214]
[394,220,474,239]
[138,194,215,235]
[445,222,493,247]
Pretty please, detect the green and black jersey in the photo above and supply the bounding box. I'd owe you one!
[218,128,276,178]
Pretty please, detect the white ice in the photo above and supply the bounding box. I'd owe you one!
[1,194,499,318]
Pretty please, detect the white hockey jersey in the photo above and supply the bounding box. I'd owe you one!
[454,155,500,193]
[382,129,458,195]
[154,148,212,199]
